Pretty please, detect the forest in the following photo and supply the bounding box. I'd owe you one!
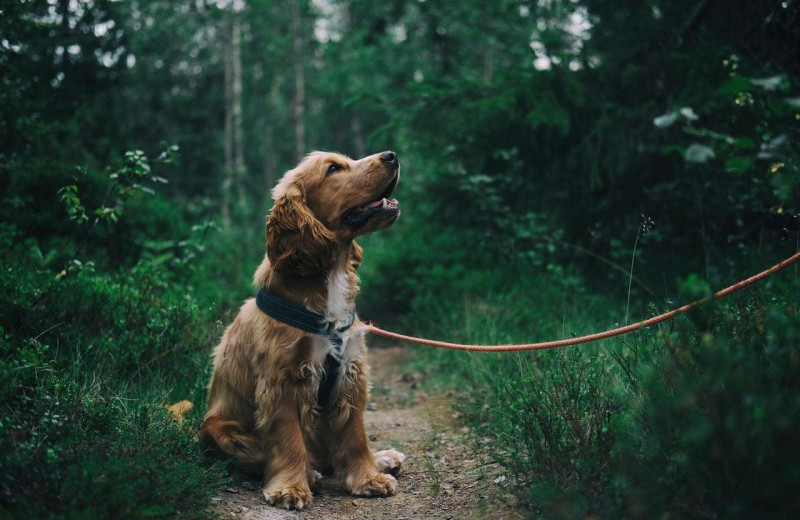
[1,0,799,518]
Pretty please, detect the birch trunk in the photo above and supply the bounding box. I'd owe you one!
[232,10,246,210]
[222,11,234,227]
[291,0,306,162]
[222,5,246,225]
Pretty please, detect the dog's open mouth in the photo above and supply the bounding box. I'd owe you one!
[341,175,399,228]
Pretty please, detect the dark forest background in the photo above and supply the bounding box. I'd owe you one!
[1,1,799,518]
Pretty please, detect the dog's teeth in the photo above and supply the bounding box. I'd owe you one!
[381,199,388,208]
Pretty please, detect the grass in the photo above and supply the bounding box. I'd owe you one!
[2,145,798,518]
[0,145,272,518]
[6,201,797,519]
[390,260,800,519]
[0,220,247,518]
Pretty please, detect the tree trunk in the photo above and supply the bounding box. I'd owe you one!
[222,4,246,225]
[291,0,306,162]
[263,72,283,191]
[351,116,366,158]
[232,9,246,210]
[222,10,234,227]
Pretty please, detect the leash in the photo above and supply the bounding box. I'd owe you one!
[366,251,800,352]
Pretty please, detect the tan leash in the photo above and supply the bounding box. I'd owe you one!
[366,252,800,352]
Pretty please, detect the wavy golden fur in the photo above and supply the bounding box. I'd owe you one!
[201,151,405,510]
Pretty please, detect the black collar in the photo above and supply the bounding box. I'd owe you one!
[255,288,355,407]
[256,288,355,335]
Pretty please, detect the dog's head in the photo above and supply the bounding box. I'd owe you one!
[266,151,400,275]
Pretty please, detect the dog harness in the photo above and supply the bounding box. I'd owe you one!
[255,288,355,407]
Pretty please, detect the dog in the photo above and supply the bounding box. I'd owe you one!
[201,151,405,510]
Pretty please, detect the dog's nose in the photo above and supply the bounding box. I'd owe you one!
[380,151,398,167]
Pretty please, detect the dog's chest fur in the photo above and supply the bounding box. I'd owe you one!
[309,329,363,367]
[310,254,362,369]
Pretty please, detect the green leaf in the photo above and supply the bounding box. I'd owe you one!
[716,75,751,96]
[733,137,757,151]
[684,144,715,163]
[679,107,699,121]
[750,75,788,92]
[653,112,677,128]
[724,156,754,173]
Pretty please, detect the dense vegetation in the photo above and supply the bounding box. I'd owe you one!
[1,0,798,518]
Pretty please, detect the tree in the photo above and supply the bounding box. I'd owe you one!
[223,1,247,225]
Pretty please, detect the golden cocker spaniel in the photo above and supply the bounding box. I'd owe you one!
[201,151,405,510]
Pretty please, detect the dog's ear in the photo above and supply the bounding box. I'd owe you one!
[348,240,363,272]
[267,183,337,276]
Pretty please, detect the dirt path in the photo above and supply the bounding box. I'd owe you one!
[210,345,523,520]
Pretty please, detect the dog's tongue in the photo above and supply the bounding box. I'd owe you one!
[365,198,399,209]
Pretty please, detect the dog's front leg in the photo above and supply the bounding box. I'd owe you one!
[257,380,315,510]
[328,360,398,497]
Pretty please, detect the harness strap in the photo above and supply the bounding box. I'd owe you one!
[255,288,355,406]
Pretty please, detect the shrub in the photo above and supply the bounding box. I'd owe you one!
[611,278,800,519]
[395,250,800,519]
[0,333,227,519]
[0,143,236,517]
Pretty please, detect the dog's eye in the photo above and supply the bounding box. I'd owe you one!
[327,163,342,175]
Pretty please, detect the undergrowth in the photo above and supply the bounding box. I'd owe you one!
[2,142,798,519]
[386,250,800,519]
[0,148,264,518]
[0,224,232,518]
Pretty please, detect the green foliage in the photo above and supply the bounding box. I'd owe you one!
[2,0,799,518]
[654,67,800,220]
[495,349,616,517]
[403,265,800,519]
[59,184,89,225]
[57,145,176,235]
[0,332,227,519]
[0,148,234,517]
[610,283,800,519]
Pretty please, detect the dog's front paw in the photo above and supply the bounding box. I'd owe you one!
[263,483,313,510]
[350,472,397,497]
[374,448,406,476]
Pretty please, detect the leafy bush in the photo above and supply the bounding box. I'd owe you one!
[0,332,227,519]
[401,266,800,519]
[0,140,239,518]
[611,279,800,519]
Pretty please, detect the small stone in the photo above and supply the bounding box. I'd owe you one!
[211,497,223,502]
[225,487,239,494]
[352,499,359,506]
[493,475,507,485]
[366,402,378,411]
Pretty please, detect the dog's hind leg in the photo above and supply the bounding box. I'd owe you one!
[373,449,406,476]
[200,414,264,476]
